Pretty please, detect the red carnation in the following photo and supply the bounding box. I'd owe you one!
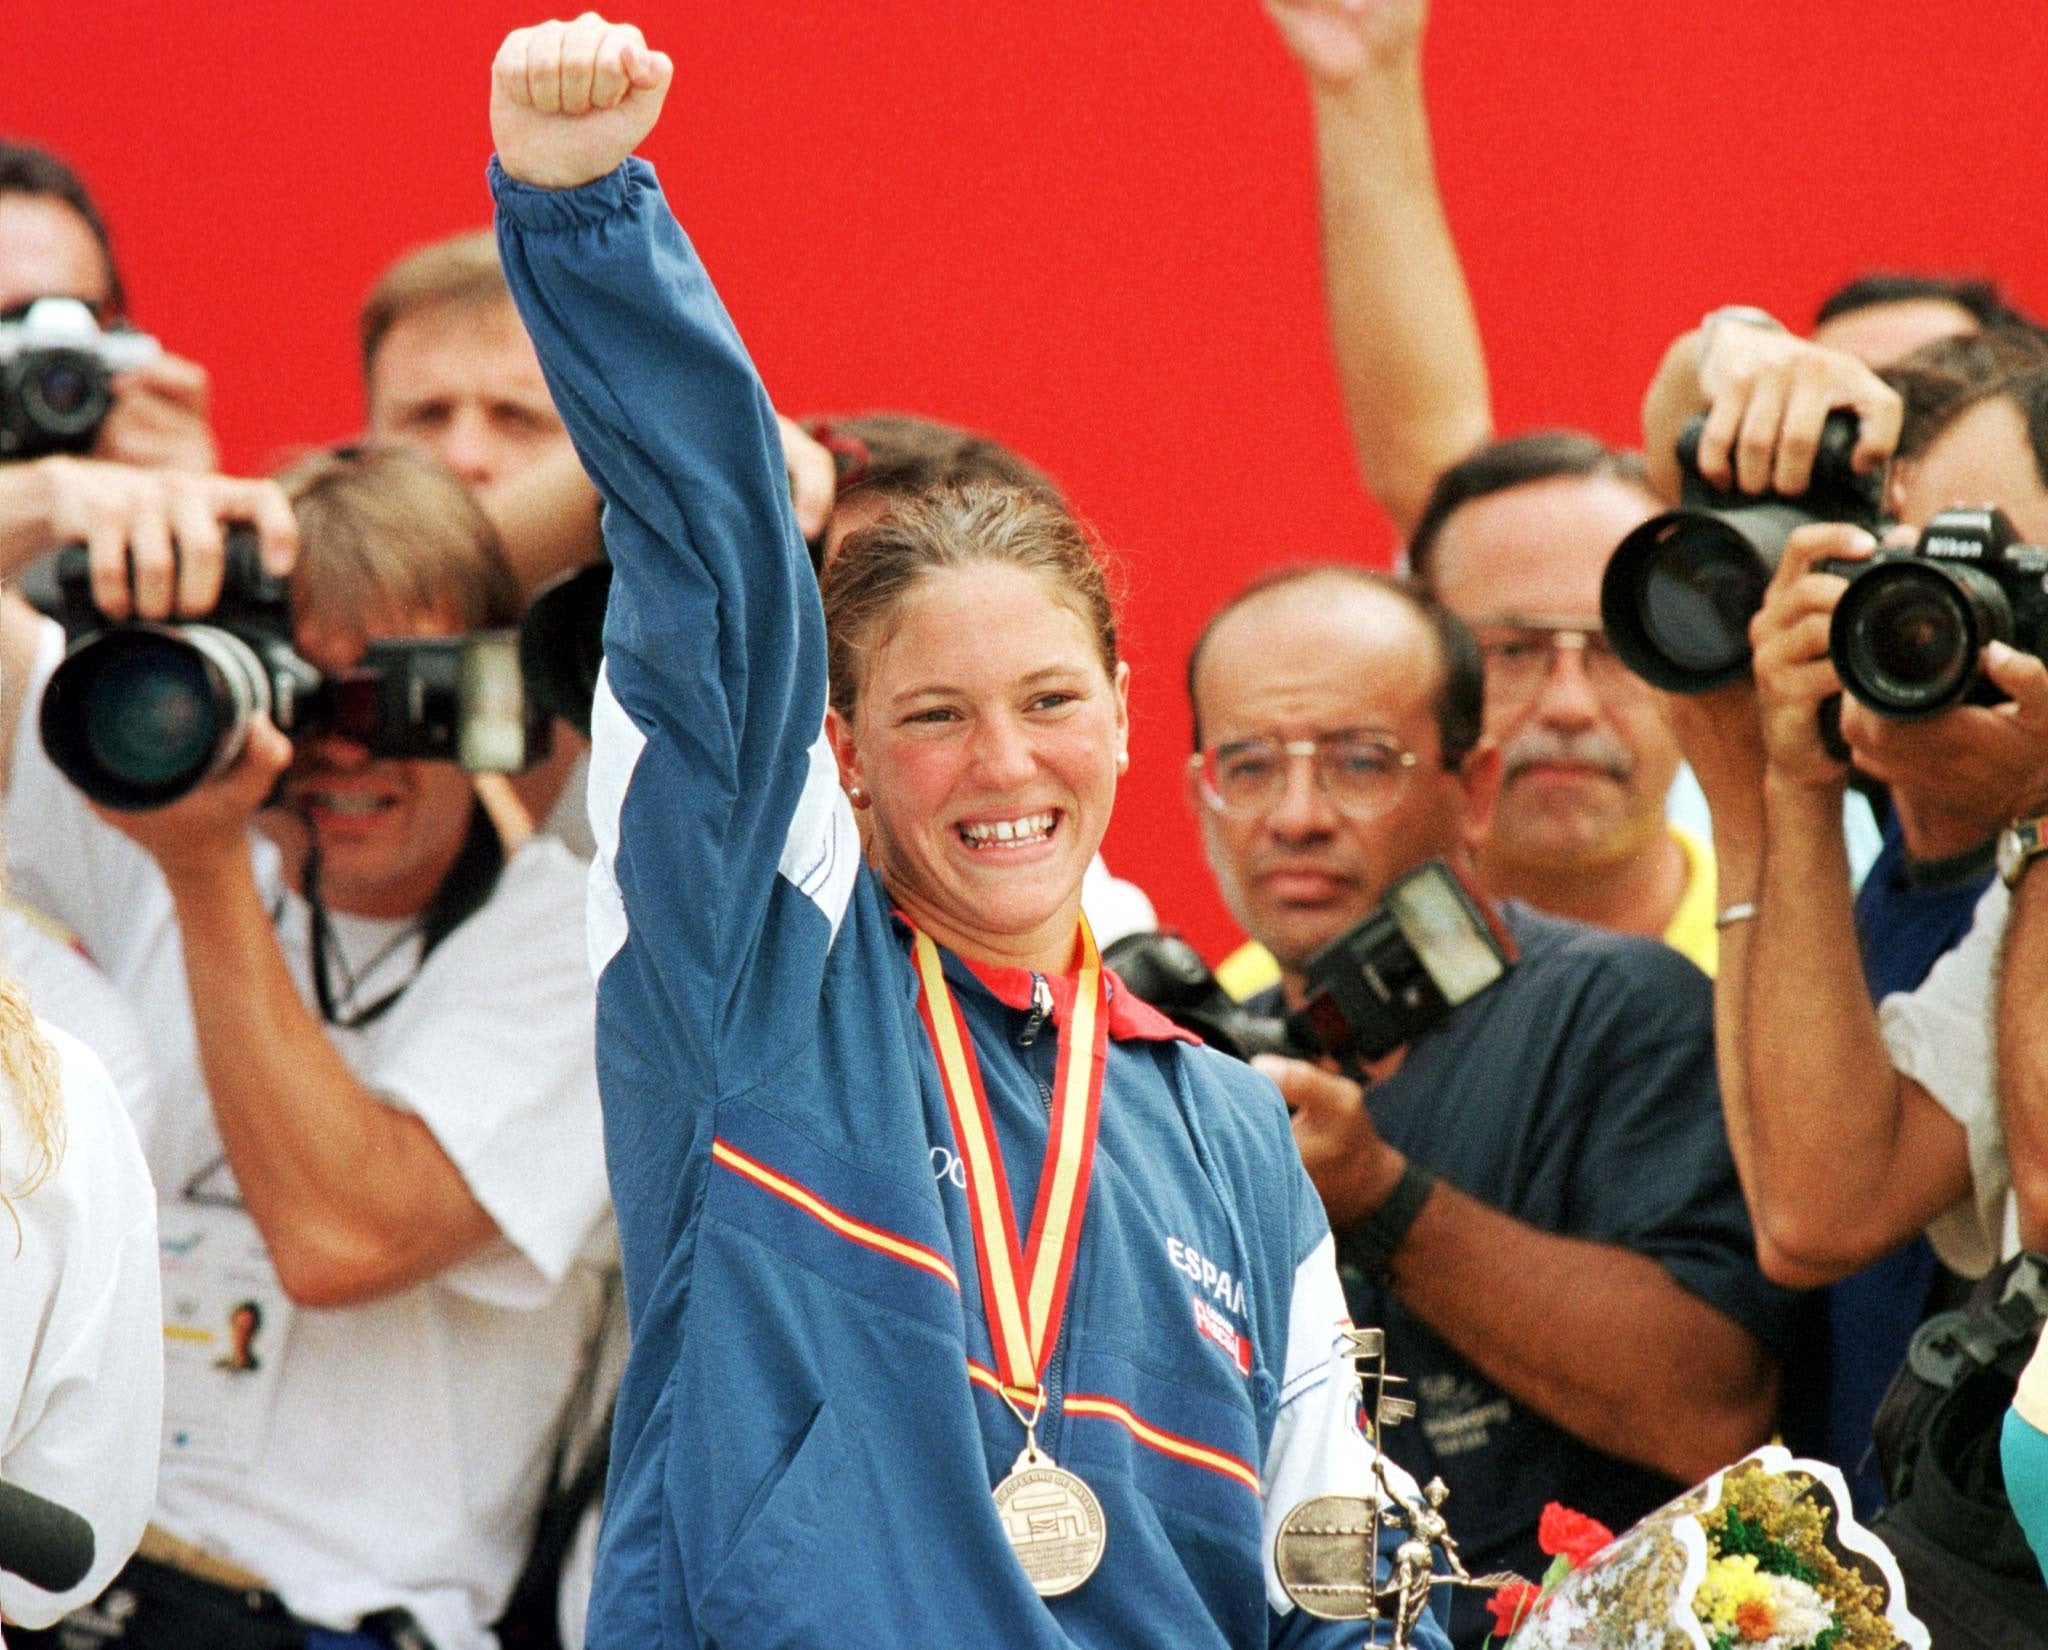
[1537,1503,1614,1567]
[1485,1580,1543,1637]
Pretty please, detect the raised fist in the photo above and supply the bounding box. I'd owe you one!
[491,14,674,190]
[1264,0,1426,86]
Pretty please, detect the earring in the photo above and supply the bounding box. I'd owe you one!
[1115,751,1130,775]
[848,783,868,808]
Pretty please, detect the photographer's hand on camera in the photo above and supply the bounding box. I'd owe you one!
[91,712,295,882]
[1749,521,1868,793]
[1838,642,2048,861]
[1255,1052,1406,1229]
[0,459,297,794]
[93,350,219,475]
[15,456,296,618]
[1643,318,1901,504]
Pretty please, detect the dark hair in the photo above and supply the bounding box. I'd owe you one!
[1882,327,2048,474]
[0,140,123,317]
[1406,430,1651,585]
[1185,565,1484,767]
[816,413,1065,511]
[820,483,1117,720]
[1815,272,2034,334]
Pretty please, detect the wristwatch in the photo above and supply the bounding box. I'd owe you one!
[1997,816,2048,888]
[1335,1160,1438,1289]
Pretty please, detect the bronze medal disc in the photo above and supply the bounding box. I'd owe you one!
[992,1460,1107,1597]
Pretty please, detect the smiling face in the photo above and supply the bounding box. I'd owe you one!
[826,561,1129,973]
[277,606,480,920]
[1427,474,1677,876]
[1188,575,1497,981]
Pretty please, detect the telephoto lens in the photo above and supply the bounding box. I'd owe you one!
[40,624,280,810]
[1602,409,1881,692]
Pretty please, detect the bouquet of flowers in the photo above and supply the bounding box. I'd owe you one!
[1487,1447,1928,1650]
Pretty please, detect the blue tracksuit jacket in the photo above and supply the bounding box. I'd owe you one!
[493,154,1445,1650]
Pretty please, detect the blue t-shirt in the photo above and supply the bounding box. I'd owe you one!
[1259,903,1797,1646]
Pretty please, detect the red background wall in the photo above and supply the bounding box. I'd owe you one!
[12,3,2046,959]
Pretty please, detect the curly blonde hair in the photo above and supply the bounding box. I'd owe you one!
[0,902,65,1229]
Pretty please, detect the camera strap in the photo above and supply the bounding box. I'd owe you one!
[302,800,506,1031]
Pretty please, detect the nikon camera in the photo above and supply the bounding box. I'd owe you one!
[0,298,161,461]
[1106,860,1516,1075]
[1827,506,2048,719]
[31,530,549,810]
[1601,408,1884,692]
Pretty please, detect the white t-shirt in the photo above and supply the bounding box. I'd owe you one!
[0,1022,162,1634]
[4,622,612,1650]
[1877,877,2016,1277]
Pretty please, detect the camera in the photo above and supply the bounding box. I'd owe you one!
[519,559,610,737]
[1827,506,2048,719]
[1108,861,1516,1073]
[1101,930,1297,1063]
[1601,408,1884,692]
[0,298,161,462]
[31,530,549,811]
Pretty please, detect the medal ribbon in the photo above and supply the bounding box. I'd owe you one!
[912,919,1108,1417]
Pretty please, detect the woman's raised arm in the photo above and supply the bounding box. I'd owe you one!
[489,19,856,1126]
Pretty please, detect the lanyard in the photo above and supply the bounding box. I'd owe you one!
[910,920,1108,1424]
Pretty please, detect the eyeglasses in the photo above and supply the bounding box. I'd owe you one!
[1474,617,1640,706]
[1189,732,1419,820]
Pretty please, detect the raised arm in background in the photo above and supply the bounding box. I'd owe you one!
[1264,0,1489,536]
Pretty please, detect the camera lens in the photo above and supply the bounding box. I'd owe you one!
[1831,561,2008,718]
[19,348,111,441]
[84,643,216,787]
[1602,514,1772,691]
[41,626,271,809]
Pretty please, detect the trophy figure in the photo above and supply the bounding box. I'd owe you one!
[1274,1328,1523,1647]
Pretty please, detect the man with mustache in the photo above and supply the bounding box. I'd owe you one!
[1406,433,1713,972]
[1186,567,1794,1644]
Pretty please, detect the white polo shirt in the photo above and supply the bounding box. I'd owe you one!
[1878,877,2017,1277]
[4,621,612,1650]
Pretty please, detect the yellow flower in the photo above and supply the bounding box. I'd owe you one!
[1694,1553,1773,1633]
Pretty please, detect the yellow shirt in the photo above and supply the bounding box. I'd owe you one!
[1213,826,1720,1000]
[1663,825,1718,978]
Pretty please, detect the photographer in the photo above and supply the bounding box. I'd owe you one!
[1635,323,2048,1285]
[1636,316,2048,1634]
[1,446,610,1650]
[1185,564,1795,1645]
[0,141,217,475]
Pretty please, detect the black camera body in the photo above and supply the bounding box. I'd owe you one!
[0,298,161,462]
[1107,860,1516,1074]
[1827,506,2048,719]
[1100,930,1298,1063]
[34,531,548,811]
[520,559,611,737]
[1602,408,1884,692]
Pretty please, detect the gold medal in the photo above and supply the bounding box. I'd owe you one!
[913,921,1112,1597]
